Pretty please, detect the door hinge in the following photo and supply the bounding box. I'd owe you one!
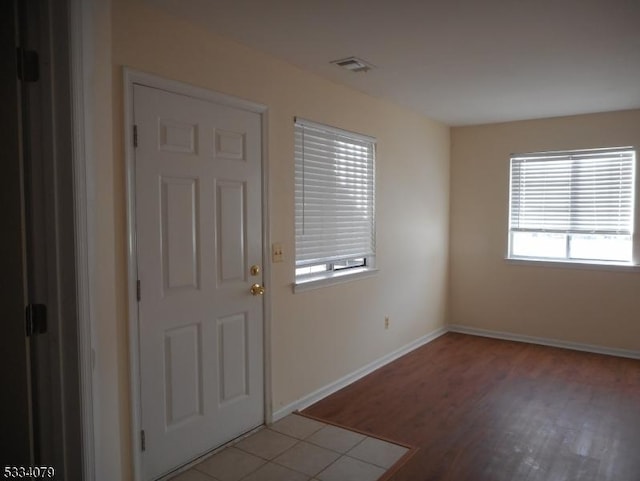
[16,47,39,82]
[141,429,146,452]
[136,280,141,302]
[25,304,47,337]
[133,125,138,147]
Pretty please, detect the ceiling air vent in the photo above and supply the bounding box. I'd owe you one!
[330,56,374,73]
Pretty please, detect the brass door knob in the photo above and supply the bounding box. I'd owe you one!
[250,283,265,296]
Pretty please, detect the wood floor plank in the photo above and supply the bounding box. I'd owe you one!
[303,333,640,481]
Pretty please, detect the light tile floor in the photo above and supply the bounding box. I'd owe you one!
[170,414,409,481]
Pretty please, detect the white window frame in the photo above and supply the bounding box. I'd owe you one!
[507,146,639,268]
[294,118,377,291]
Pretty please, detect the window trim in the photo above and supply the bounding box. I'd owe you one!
[505,257,640,273]
[293,266,379,293]
[506,146,638,266]
[293,117,377,290]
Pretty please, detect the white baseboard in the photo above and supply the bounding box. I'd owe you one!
[447,324,640,360]
[271,326,447,422]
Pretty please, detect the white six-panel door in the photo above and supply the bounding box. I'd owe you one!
[133,84,264,480]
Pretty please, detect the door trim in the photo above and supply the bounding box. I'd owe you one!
[69,0,96,478]
[123,68,271,481]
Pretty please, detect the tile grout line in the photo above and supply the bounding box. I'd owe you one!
[175,413,411,481]
[294,411,419,479]
[295,411,415,450]
[312,452,345,481]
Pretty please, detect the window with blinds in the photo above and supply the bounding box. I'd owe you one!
[508,147,636,263]
[295,118,376,279]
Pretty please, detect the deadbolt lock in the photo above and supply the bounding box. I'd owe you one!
[250,265,261,276]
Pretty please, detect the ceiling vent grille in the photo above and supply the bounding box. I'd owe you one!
[330,57,374,73]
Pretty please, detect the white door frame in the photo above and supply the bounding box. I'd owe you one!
[62,0,96,478]
[123,68,272,481]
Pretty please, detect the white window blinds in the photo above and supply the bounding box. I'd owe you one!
[509,147,636,235]
[295,118,376,268]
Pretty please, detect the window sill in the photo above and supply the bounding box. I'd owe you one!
[293,267,379,293]
[505,257,640,273]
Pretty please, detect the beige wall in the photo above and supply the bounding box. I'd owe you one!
[84,0,130,479]
[450,109,640,351]
[97,0,450,478]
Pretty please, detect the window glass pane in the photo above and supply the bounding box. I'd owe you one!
[569,234,632,262]
[333,258,366,270]
[511,232,567,258]
[295,264,329,277]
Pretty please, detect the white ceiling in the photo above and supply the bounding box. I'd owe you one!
[146,0,640,126]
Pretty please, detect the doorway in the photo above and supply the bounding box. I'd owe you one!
[0,0,84,478]
[126,74,268,481]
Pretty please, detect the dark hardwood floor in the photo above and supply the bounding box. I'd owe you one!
[303,332,640,481]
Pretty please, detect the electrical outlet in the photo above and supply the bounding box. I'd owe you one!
[384,316,390,329]
[272,242,284,263]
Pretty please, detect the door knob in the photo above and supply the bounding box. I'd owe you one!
[250,283,265,296]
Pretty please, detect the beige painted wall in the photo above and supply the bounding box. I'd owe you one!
[97,0,449,478]
[450,109,640,351]
[83,0,131,479]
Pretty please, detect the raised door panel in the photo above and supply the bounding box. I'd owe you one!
[159,119,197,154]
[161,177,199,293]
[164,324,203,428]
[217,313,249,405]
[216,181,246,285]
